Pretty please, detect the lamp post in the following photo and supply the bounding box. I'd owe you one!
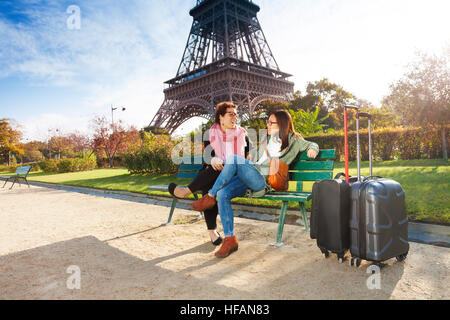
[111,104,126,126]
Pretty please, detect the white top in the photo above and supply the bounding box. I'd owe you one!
[256,136,282,165]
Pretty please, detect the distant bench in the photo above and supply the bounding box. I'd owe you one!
[146,150,336,246]
[1,165,32,189]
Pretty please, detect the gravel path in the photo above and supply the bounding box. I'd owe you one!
[0,185,448,300]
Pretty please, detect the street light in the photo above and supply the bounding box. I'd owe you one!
[111,104,126,125]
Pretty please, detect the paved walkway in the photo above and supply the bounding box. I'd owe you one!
[1,185,449,299]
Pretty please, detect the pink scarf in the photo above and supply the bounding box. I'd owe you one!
[209,123,247,162]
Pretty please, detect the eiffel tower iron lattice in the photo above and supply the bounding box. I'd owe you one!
[149,0,294,134]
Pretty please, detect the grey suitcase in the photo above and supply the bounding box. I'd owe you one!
[349,112,409,267]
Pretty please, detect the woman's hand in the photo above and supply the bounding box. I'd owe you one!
[307,148,318,159]
[246,154,252,161]
[211,157,224,171]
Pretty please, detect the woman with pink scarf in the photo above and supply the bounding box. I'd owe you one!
[168,102,251,246]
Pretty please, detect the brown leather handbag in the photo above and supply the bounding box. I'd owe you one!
[265,143,289,191]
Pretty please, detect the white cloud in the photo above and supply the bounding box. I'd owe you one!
[2,0,449,141]
[20,113,89,141]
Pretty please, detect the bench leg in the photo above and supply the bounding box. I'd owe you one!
[9,178,17,190]
[299,202,309,232]
[24,178,30,188]
[2,178,9,188]
[270,201,288,248]
[162,197,178,226]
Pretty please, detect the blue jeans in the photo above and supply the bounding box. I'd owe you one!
[209,155,266,197]
[209,155,266,236]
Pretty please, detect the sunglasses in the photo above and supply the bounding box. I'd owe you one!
[226,112,238,118]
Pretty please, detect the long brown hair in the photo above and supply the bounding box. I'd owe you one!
[269,110,301,152]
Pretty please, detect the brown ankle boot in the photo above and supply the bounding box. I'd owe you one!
[190,194,216,211]
[215,236,238,258]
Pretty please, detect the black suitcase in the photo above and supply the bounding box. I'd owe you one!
[311,176,350,262]
[349,112,409,267]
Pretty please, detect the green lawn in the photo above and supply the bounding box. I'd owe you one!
[2,159,449,225]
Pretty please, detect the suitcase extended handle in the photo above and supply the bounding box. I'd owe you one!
[355,110,373,180]
[334,172,345,179]
[343,105,359,182]
[363,176,383,181]
[357,112,372,120]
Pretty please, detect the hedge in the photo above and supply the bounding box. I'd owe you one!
[0,162,40,173]
[122,149,177,175]
[39,157,97,173]
[122,132,178,174]
[306,126,449,161]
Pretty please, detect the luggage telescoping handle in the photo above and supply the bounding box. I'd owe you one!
[356,112,373,180]
[344,105,359,182]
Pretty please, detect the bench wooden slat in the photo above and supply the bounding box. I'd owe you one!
[147,185,169,192]
[179,157,203,164]
[16,166,31,173]
[290,171,333,181]
[179,164,204,171]
[176,171,200,179]
[298,149,335,160]
[262,192,312,202]
[290,160,334,171]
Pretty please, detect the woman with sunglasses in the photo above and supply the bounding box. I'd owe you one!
[191,109,319,258]
[168,102,251,246]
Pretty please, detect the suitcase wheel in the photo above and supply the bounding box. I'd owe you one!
[396,252,408,262]
[320,248,330,258]
[350,257,362,267]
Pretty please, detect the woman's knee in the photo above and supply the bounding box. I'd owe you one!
[252,175,266,192]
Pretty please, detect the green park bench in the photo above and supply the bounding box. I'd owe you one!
[1,165,32,189]
[146,149,336,246]
[147,157,204,226]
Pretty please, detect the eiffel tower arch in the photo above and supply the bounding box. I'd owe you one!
[149,0,294,134]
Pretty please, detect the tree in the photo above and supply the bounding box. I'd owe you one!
[383,49,450,160]
[289,107,332,136]
[67,132,94,158]
[289,78,357,130]
[22,141,45,162]
[0,118,24,165]
[91,116,140,168]
[48,134,72,159]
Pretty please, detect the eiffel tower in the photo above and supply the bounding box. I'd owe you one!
[149,0,294,134]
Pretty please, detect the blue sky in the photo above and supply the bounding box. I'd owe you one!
[1,0,449,141]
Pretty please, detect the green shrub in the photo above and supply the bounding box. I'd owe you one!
[39,157,96,173]
[39,159,58,173]
[122,132,177,174]
[57,159,73,173]
[306,125,449,161]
